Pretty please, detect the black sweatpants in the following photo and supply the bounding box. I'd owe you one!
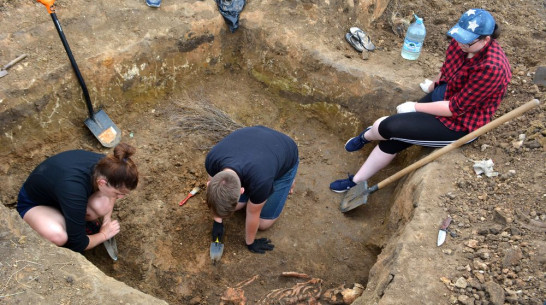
[377,84,469,154]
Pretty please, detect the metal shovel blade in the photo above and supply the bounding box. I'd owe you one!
[0,70,7,78]
[340,181,369,213]
[103,237,118,261]
[84,110,121,148]
[210,241,224,264]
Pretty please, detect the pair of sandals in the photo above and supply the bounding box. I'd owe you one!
[345,27,375,52]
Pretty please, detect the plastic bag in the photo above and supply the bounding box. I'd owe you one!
[215,0,246,33]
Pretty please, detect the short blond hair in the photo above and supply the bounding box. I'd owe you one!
[206,171,241,218]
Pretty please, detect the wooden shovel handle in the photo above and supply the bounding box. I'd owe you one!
[376,99,541,190]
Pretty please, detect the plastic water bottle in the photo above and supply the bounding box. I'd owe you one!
[401,14,426,60]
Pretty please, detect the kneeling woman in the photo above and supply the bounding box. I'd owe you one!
[17,143,139,252]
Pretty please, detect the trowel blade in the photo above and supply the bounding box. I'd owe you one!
[0,70,7,78]
[210,241,224,264]
[104,237,118,261]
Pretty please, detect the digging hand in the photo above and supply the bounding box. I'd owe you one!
[212,220,224,242]
[247,238,274,254]
[100,219,120,240]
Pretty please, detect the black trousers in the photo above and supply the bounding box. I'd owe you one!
[377,84,469,154]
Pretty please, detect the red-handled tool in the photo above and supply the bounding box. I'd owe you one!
[179,186,201,206]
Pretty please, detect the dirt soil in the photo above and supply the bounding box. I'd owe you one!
[1,0,545,304]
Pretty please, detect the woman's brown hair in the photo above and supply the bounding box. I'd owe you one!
[93,143,139,190]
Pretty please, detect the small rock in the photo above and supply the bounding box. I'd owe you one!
[473,272,485,283]
[489,226,501,235]
[467,278,482,290]
[484,281,505,305]
[473,259,488,271]
[502,247,523,267]
[361,50,369,60]
[477,229,489,236]
[466,239,479,248]
[189,296,201,305]
[526,140,542,149]
[478,252,490,260]
[493,209,509,225]
[455,277,468,289]
[457,294,474,305]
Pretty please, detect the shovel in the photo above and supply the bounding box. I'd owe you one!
[0,54,27,78]
[340,99,541,212]
[37,0,121,148]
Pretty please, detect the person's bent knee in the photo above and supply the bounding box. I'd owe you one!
[45,230,68,246]
[259,218,277,230]
[371,116,389,140]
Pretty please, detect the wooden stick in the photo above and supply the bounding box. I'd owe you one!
[281,272,311,279]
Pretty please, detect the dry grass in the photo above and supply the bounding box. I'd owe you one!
[168,100,245,150]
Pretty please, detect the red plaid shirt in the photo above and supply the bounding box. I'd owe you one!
[437,39,512,132]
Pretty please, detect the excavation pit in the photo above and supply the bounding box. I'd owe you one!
[0,3,421,301]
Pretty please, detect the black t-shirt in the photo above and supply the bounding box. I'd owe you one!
[23,150,104,252]
[205,126,299,204]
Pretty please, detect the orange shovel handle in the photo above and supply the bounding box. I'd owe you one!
[37,0,56,14]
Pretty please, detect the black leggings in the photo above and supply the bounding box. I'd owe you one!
[377,84,468,154]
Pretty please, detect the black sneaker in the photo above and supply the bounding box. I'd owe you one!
[344,126,372,152]
[330,174,357,193]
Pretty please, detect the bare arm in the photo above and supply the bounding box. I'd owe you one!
[415,100,453,117]
[85,213,120,250]
[245,201,265,245]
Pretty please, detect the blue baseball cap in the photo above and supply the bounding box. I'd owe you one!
[447,9,496,44]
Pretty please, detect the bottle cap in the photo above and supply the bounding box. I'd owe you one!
[414,14,423,24]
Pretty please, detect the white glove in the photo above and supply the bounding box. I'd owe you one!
[396,101,417,114]
[420,79,434,93]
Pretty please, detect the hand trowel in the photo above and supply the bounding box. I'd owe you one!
[104,237,119,261]
[210,237,224,264]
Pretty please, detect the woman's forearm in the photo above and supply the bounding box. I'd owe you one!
[416,100,453,117]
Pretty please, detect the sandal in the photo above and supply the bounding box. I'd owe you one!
[349,27,375,51]
[345,33,364,52]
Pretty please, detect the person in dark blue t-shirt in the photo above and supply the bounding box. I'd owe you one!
[205,126,299,254]
[16,143,139,253]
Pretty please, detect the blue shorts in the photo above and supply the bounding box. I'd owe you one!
[16,187,39,219]
[239,159,299,220]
